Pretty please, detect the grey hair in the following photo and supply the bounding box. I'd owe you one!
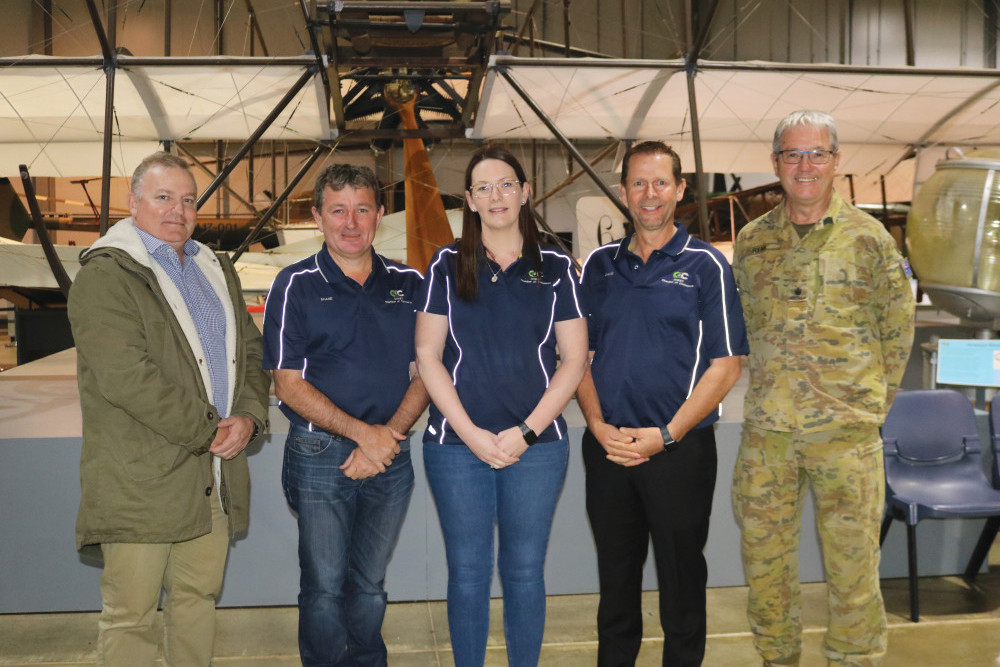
[772,110,839,153]
[313,163,383,210]
[131,151,193,197]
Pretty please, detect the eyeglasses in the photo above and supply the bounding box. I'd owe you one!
[775,149,837,165]
[468,179,521,199]
[625,179,673,192]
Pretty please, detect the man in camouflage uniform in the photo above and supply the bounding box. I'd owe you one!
[732,110,915,667]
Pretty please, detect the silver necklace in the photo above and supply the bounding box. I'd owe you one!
[485,248,503,282]
[487,259,501,283]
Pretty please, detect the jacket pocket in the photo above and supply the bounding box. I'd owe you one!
[117,438,189,482]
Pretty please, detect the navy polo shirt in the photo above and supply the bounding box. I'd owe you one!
[417,242,584,445]
[262,245,422,430]
[580,223,748,430]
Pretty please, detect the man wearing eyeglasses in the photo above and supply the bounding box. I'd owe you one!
[732,110,915,667]
[578,141,748,666]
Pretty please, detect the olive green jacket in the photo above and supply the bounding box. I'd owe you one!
[68,219,270,556]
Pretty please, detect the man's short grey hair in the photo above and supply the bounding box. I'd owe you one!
[313,164,383,210]
[131,152,193,197]
[772,110,839,153]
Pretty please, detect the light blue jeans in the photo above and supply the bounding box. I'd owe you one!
[282,423,415,667]
[423,436,569,667]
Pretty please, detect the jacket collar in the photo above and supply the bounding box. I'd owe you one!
[80,218,213,270]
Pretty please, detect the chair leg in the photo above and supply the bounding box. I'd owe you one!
[964,516,1000,581]
[879,514,892,546]
[907,523,919,622]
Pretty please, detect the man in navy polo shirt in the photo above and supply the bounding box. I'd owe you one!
[262,164,428,667]
[577,141,748,666]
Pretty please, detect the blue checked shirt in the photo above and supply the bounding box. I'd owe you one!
[136,228,229,418]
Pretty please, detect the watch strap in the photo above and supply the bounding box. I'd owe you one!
[519,422,539,447]
[659,425,678,452]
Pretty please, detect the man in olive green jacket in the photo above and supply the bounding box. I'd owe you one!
[68,152,270,667]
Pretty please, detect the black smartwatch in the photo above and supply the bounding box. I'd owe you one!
[519,422,539,447]
[659,425,678,452]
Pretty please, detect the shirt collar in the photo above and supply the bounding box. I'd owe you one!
[315,244,382,284]
[778,190,842,230]
[134,226,199,262]
[613,222,690,261]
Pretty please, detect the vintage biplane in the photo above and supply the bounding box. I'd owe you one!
[3,0,1000,365]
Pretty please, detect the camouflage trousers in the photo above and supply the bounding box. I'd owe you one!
[732,423,887,667]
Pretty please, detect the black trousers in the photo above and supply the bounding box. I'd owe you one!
[582,426,717,667]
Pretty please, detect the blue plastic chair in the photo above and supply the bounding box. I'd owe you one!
[963,398,1000,581]
[879,389,1000,622]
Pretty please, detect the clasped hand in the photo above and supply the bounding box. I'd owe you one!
[342,424,405,480]
[593,422,667,467]
[463,425,526,470]
[209,415,255,460]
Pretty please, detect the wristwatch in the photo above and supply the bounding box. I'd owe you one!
[519,422,539,447]
[659,425,678,452]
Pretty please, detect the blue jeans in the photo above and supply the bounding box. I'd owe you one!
[282,423,415,667]
[423,436,569,667]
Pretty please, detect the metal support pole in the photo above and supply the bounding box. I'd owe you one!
[197,68,317,209]
[231,145,328,262]
[496,68,632,223]
[562,0,571,56]
[532,210,579,271]
[903,0,916,67]
[85,0,117,236]
[682,0,719,240]
[174,143,261,215]
[19,164,73,297]
[685,64,709,239]
[164,0,172,55]
[534,141,617,206]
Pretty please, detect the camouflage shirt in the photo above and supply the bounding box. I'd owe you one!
[733,191,915,432]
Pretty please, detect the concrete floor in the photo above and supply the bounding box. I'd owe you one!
[5,569,1000,666]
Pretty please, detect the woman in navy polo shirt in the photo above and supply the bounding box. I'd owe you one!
[415,147,588,666]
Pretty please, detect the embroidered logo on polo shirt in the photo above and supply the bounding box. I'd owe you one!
[520,269,553,286]
[386,289,412,304]
[661,270,693,287]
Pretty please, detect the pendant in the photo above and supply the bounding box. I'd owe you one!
[491,274,498,283]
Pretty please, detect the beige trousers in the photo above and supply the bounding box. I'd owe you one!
[97,500,230,667]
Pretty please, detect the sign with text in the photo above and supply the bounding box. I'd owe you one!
[937,339,1000,387]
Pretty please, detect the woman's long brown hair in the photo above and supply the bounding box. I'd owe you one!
[456,147,542,301]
